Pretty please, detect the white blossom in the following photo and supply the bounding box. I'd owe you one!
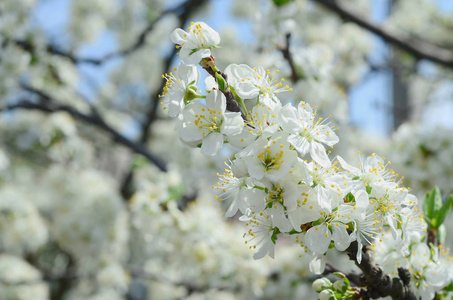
[159,62,200,117]
[179,89,244,156]
[280,102,338,167]
[171,21,220,65]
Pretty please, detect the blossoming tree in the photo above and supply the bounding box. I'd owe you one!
[1,0,453,299]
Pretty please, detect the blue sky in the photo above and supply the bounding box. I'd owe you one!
[32,0,453,136]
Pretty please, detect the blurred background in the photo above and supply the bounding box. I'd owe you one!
[1,0,453,299]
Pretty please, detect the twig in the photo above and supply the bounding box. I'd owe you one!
[323,263,361,286]
[278,33,300,83]
[314,0,453,69]
[12,0,204,65]
[119,0,208,199]
[346,241,417,299]
[1,99,166,172]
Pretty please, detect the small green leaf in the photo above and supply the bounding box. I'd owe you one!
[272,0,294,6]
[344,192,354,203]
[423,186,442,222]
[271,227,280,244]
[366,186,372,194]
[215,72,227,92]
[434,194,453,228]
[443,281,453,292]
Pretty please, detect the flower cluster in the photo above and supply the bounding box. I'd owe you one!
[165,21,426,275]
[374,232,453,300]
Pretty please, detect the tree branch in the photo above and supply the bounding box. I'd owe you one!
[12,0,205,65]
[278,33,300,83]
[1,98,166,172]
[314,0,453,69]
[347,241,417,299]
[119,0,208,199]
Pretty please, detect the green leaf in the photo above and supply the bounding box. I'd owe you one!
[344,192,354,203]
[271,227,280,244]
[215,72,227,92]
[434,194,453,228]
[366,185,372,194]
[423,186,442,222]
[272,0,294,6]
[443,281,453,292]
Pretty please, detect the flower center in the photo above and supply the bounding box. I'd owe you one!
[258,146,284,172]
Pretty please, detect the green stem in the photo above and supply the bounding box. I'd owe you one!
[230,86,249,117]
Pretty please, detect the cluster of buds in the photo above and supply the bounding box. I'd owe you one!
[313,273,360,300]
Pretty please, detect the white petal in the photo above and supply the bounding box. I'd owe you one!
[228,129,256,148]
[288,134,310,155]
[282,182,299,211]
[337,155,360,174]
[235,82,259,99]
[321,129,339,146]
[253,238,274,260]
[206,90,226,113]
[242,188,267,211]
[288,206,319,230]
[332,225,351,251]
[245,157,265,180]
[200,132,224,156]
[354,190,370,210]
[170,28,187,44]
[205,76,217,91]
[168,99,184,117]
[221,112,244,136]
[177,62,199,85]
[179,125,203,142]
[197,22,220,46]
[225,64,255,85]
[181,48,210,66]
[314,185,332,211]
[309,255,326,275]
[305,224,331,255]
[279,104,302,133]
[309,142,331,167]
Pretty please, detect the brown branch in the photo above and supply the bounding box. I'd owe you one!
[347,241,417,300]
[120,0,208,199]
[278,33,300,83]
[314,0,453,69]
[1,98,166,172]
[12,0,204,65]
[323,263,361,286]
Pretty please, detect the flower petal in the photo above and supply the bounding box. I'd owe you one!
[221,112,244,136]
[305,224,331,255]
[200,132,223,156]
[310,142,330,167]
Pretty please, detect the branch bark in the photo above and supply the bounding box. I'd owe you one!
[347,241,417,300]
[278,33,300,83]
[314,0,453,69]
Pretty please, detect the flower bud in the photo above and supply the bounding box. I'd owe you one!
[319,289,335,300]
[333,279,346,292]
[312,277,332,292]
